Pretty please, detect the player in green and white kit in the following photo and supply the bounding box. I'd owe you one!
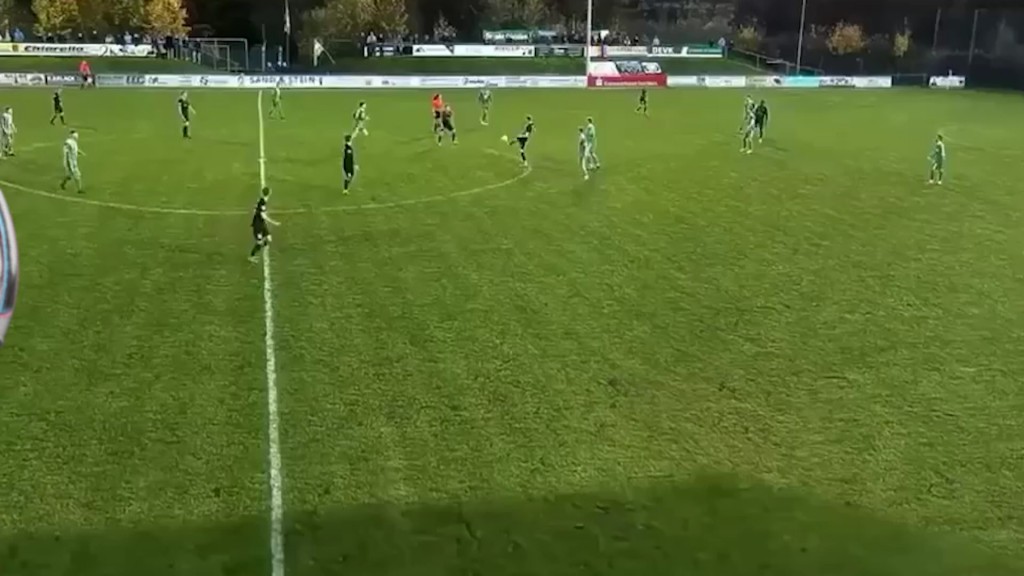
[578,127,590,180]
[352,101,369,138]
[269,79,284,119]
[60,130,83,193]
[929,134,946,184]
[740,96,756,153]
[584,117,600,170]
[0,107,15,158]
[478,88,492,125]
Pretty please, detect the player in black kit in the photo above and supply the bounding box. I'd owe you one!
[436,105,457,145]
[50,89,65,125]
[342,134,357,194]
[177,91,195,139]
[754,99,769,142]
[636,88,648,116]
[249,187,278,262]
[507,115,534,167]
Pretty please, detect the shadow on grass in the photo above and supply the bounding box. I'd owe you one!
[4,472,1019,576]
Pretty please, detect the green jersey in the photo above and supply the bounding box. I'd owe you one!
[932,141,946,165]
[478,89,492,107]
[353,106,367,123]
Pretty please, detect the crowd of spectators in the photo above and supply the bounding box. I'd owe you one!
[0,25,205,63]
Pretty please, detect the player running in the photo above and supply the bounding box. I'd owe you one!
[177,91,196,139]
[0,107,15,158]
[352,101,369,138]
[437,105,457,145]
[928,134,946,185]
[754,99,768,142]
[269,79,285,119]
[503,115,534,168]
[636,88,648,116]
[249,186,279,262]
[478,88,492,125]
[584,117,600,170]
[59,130,84,193]
[50,89,65,125]
[342,134,357,194]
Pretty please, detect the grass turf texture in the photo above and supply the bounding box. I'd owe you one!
[0,86,1022,576]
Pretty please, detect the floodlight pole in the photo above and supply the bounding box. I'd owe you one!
[795,0,808,74]
[585,0,594,71]
[967,9,980,67]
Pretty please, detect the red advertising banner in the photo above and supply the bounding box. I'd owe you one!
[587,74,667,87]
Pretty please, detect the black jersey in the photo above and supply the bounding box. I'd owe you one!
[754,103,768,124]
[252,197,268,229]
[53,92,63,111]
[441,108,454,130]
[343,142,355,168]
[178,97,190,119]
[519,119,534,140]
[639,89,647,102]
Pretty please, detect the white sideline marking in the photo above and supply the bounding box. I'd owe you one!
[258,90,286,576]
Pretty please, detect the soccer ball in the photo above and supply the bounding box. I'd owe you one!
[500,135,508,143]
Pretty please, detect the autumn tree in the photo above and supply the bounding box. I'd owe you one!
[369,0,408,37]
[32,0,79,35]
[143,0,188,37]
[736,21,762,52]
[486,0,550,28]
[0,0,14,31]
[108,0,145,31]
[827,21,865,55]
[893,27,911,58]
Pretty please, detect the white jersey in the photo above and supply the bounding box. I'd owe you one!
[578,132,587,156]
[0,112,13,134]
[63,137,79,164]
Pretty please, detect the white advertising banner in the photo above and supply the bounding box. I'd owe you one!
[5,73,586,89]
[667,75,699,87]
[929,75,965,88]
[412,45,455,56]
[0,42,154,57]
[453,44,535,57]
[698,76,745,87]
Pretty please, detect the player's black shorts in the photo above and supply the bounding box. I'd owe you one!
[181,112,190,122]
[516,136,529,149]
[755,119,765,128]
[441,119,454,132]
[343,163,354,178]
[54,105,63,114]
[81,73,90,83]
[433,110,441,120]
[252,224,269,242]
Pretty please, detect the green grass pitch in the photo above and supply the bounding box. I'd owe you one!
[0,85,1022,576]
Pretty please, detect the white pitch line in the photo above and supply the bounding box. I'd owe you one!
[257,90,286,576]
[0,154,530,216]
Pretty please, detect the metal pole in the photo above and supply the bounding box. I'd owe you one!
[932,8,942,51]
[585,0,593,72]
[261,25,267,71]
[967,9,979,67]
[795,0,807,75]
